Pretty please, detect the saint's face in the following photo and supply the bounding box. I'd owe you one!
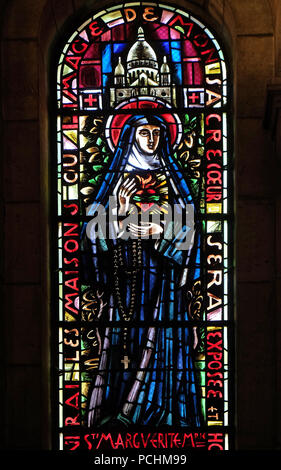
[135,125,161,155]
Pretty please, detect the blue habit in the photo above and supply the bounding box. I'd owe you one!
[82,115,202,428]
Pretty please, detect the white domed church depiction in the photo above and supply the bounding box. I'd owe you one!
[110,27,177,107]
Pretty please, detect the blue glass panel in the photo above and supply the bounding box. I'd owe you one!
[102,44,112,73]
[174,63,182,83]
[171,44,181,62]
[113,43,128,54]
[161,41,170,54]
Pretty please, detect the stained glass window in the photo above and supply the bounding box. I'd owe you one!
[54,2,233,453]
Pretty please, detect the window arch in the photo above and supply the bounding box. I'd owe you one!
[54,2,233,452]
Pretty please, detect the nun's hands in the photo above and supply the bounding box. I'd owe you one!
[127,222,163,237]
[118,176,137,216]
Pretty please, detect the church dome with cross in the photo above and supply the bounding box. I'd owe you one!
[110,27,176,107]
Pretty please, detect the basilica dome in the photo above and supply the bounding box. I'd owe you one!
[127,27,159,85]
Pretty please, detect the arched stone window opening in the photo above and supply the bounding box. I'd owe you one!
[52,2,234,452]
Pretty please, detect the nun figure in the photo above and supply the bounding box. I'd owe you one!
[83,114,202,428]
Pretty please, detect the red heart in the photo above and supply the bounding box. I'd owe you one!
[139,203,154,212]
